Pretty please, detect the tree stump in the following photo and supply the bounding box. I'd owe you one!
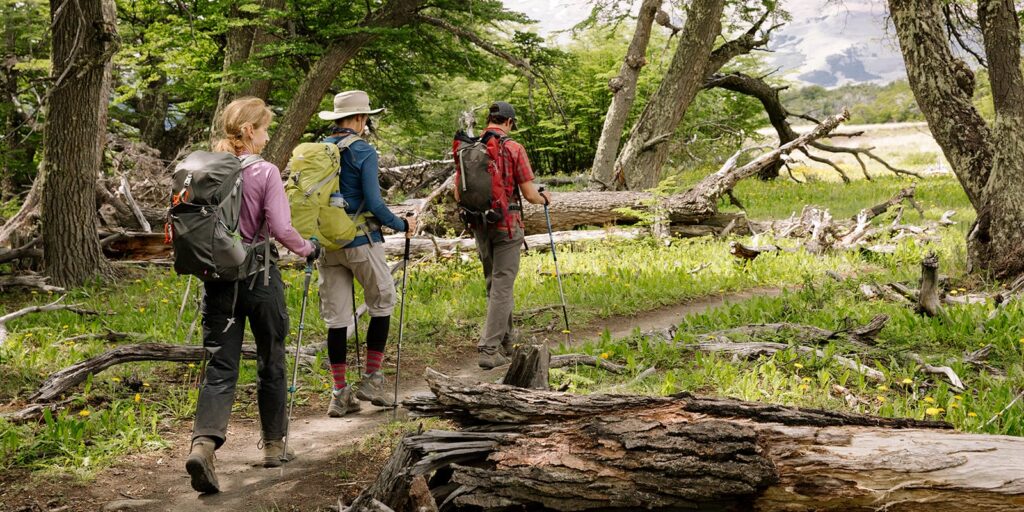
[501,344,550,390]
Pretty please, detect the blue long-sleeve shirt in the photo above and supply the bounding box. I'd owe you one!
[324,133,407,248]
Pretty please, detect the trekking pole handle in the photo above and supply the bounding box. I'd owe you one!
[539,186,550,206]
[404,213,413,260]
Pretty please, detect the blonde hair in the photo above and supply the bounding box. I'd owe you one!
[213,97,273,155]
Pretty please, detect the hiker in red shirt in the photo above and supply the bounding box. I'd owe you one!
[453,102,551,369]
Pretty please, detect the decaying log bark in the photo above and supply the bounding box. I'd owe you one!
[362,370,1024,511]
[0,274,66,293]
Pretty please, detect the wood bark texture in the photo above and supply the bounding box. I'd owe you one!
[589,0,661,190]
[362,370,1024,511]
[613,0,726,191]
[41,0,117,286]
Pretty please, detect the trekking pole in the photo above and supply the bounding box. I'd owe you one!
[283,259,315,458]
[539,187,571,344]
[351,283,362,373]
[393,215,413,420]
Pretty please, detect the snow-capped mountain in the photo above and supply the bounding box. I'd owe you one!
[508,0,908,87]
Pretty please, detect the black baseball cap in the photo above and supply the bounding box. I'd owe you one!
[489,101,518,130]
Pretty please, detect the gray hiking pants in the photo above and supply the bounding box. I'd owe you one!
[472,224,523,352]
[192,265,290,448]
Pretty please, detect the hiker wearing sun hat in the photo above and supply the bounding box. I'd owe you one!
[313,91,416,417]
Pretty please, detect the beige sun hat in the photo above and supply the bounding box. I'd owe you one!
[317,90,385,121]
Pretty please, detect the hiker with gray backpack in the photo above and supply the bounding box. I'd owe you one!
[290,90,415,418]
[168,97,321,494]
[454,101,551,369]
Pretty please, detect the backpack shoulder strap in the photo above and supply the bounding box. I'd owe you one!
[335,134,362,152]
[239,154,265,169]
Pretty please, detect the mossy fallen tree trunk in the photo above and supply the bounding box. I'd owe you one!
[359,369,1024,511]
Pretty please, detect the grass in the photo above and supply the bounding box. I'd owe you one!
[1,172,1011,481]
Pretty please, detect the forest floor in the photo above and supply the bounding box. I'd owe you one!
[4,171,1022,511]
[2,288,781,512]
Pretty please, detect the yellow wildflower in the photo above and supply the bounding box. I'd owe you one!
[161,299,169,304]
[968,412,978,417]
[138,307,146,313]
[794,363,804,369]
[954,395,963,400]
[802,377,812,383]
[142,382,150,387]
[925,407,944,416]
[799,384,810,392]
[876,395,887,403]
[599,352,610,360]
[134,393,141,403]
[950,403,959,409]
[901,378,913,384]
[188,363,196,369]
[949,290,959,296]
[958,288,967,292]
[111,377,121,383]
[78,410,90,417]
[876,385,889,391]
[923,396,935,403]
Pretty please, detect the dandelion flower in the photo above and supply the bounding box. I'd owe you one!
[876,395,887,403]
[600,352,609,360]
[138,307,146,313]
[901,378,913,384]
[924,396,935,403]
[142,382,150,388]
[954,395,963,400]
[134,393,141,403]
[950,290,959,296]
[799,384,810,391]
[187,363,196,369]
[802,377,812,383]
[794,363,804,369]
[877,385,889,391]
[111,377,121,383]
[968,412,978,417]
[161,299,169,304]
[925,407,942,416]
[79,410,90,417]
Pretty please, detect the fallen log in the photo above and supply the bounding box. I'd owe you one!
[364,370,1024,511]
[549,354,627,374]
[0,273,65,293]
[0,295,93,345]
[27,342,316,402]
[501,344,550,390]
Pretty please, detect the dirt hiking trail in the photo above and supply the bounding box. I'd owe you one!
[85,287,783,511]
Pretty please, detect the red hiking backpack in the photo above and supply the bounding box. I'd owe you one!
[453,130,521,234]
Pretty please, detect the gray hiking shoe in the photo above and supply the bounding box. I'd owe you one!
[354,372,394,407]
[328,386,362,417]
[261,439,296,468]
[185,436,219,494]
[478,347,510,370]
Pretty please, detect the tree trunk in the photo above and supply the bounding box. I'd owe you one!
[589,0,661,190]
[241,0,286,100]
[369,370,1024,511]
[612,0,725,191]
[888,0,1024,278]
[41,0,117,287]
[210,2,255,141]
[262,0,422,168]
[973,0,1024,278]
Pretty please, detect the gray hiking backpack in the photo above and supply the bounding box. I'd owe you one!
[168,152,272,282]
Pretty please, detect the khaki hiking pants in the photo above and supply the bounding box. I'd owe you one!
[472,224,524,352]
[318,242,396,329]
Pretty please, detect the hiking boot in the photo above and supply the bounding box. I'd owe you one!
[262,439,296,468]
[328,386,362,417]
[185,436,219,494]
[478,347,510,370]
[354,372,394,407]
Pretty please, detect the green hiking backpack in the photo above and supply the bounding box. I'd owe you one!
[285,134,366,251]
[168,152,271,282]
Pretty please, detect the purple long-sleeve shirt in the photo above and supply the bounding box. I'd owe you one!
[238,153,313,257]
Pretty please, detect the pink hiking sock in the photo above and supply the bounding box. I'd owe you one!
[330,363,347,390]
[365,350,384,375]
